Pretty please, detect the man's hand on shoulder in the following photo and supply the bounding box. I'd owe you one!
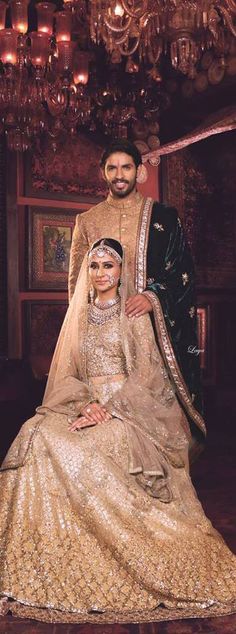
[125,294,152,318]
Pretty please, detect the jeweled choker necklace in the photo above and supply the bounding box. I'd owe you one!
[89,299,121,325]
[94,296,120,310]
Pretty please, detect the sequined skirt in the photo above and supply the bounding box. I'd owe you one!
[0,408,236,624]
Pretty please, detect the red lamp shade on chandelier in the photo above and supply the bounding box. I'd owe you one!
[0,1,7,30]
[11,0,29,35]
[29,30,50,66]
[55,10,71,42]
[36,2,55,35]
[0,28,18,64]
[73,51,89,85]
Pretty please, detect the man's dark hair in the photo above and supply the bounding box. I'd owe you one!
[100,139,142,169]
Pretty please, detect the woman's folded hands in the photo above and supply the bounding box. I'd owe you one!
[68,402,112,431]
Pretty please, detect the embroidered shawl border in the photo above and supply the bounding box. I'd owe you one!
[143,291,206,436]
[135,197,153,293]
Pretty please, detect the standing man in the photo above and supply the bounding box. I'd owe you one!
[69,139,205,457]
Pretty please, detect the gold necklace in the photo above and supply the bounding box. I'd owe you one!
[88,301,121,325]
[94,296,120,310]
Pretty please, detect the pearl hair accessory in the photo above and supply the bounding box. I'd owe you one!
[88,239,122,264]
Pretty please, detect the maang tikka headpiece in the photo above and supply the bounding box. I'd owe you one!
[88,239,122,264]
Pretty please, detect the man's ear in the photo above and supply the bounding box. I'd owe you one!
[136,163,148,184]
[100,167,106,182]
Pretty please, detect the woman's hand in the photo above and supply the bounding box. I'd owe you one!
[69,403,112,431]
[81,402,112,424]
[68,402,112,431]
[68,416,97,431]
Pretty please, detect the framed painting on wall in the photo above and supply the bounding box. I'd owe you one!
[28,207,77,290]
[24,133,107,203]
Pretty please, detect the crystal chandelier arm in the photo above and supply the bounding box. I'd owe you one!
[121,0,149,19]
[118,35,140,55]
[104,14,132,33]
[218,5,236,36]
[114,31,133,45]
[147,42,162,65]
[97,26,128,47]
[224,0,236,14]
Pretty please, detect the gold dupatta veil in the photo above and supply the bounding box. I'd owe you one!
[39,243,190,502]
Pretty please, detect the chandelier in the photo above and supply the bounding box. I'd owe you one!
[90,0,236,76]
[0,0,235,151]
[0,0,168,151]
[0,1,94,149]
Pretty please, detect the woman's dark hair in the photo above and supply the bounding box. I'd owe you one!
[100,139,142,169]
[91,238,123,260]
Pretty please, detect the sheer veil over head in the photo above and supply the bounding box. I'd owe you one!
[40,237,190,501]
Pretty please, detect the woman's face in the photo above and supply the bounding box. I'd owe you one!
[89,253,121,295]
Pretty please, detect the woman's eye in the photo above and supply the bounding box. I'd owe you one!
[104,263,113,269]
[90,263,98,269]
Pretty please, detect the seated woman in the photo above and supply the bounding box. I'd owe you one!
[0,238,236,625]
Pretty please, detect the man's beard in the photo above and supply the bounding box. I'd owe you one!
[108,177,137,198]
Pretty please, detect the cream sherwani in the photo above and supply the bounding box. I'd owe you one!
[69,191,145,300]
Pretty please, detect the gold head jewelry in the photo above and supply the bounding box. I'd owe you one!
[88,239,122,264]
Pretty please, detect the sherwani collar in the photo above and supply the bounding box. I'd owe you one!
[106,191,143,210]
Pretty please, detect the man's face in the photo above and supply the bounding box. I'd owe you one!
[103,151,139,198]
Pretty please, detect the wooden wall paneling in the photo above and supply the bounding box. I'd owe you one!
[17,195,90,211]
[23,299,68,379]
[0,137,7,357]
[7,151,21,358]
[197,294,217,386]
[18,204,26,291]
[197,290,236,388]
[215,297,236,387]
[161,153,185,220]
[16,150,24,198]
[16,152,89,361]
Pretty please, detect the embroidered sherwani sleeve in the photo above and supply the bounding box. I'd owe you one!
[68,213,88,302]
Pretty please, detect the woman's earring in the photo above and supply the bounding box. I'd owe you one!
[89,286,95,303]
[118,281,122,297]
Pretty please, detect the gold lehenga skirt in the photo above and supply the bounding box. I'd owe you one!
[0,404,236,624]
